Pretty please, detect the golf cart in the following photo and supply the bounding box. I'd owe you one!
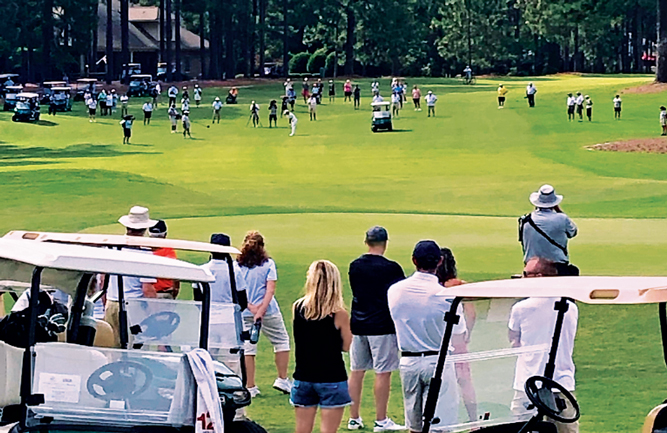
[40,82,67,105]
[127,75,155,98]
[73,78,98,101]
[12,93,40,122]
[3,230,265,433]
[417,276,667,433]
[2,86,23,111]
[157,63,168,81]
[49,87,72,112]
[0,74,19,95]
[122,63,142,84]
[371,101,393,132]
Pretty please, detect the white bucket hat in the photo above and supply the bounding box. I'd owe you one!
[118,206,158,229]
[530,184,563,208]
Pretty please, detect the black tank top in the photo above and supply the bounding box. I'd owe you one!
[293,301,347,383]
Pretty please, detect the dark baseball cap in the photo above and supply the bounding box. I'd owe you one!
[365,226,389,243]
[210,233,231,246]
[149,220,167,236]
[412,240,441,263]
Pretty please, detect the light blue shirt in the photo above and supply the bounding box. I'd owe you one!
[239,259,279,317]
[522,208,578,263]
[198,259,247,304]
[106,248,157,301]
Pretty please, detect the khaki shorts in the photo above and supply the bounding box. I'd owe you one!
[350,334,399,373]
[243,313,291,355]
[104,300,121,348]
[511,390,579,433]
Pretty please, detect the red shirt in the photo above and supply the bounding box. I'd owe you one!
[153,247,177,292]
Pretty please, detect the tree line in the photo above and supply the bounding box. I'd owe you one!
[1,0,666,81]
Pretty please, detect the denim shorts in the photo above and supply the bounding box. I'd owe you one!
[290,380,352,408]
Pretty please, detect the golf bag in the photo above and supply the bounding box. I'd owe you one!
[0,291,68,348]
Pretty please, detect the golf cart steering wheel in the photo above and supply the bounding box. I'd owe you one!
[87,361,153,401]
[525,375,580,424]
[138,311,181,340]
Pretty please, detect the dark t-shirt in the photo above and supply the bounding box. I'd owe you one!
[349,254,405,335]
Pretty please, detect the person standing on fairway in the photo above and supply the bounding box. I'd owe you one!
[585,95,593,121]
[388,240,467,433]
[212,97,223,123]
[86,96,97,122]
[269,100,278,128]
[519,184,578,271]
[613,95,622,119]
[182,111,191,138]
[302,77,310,104]
[290,260,352,433]
[120,93,129,116]
[391,92,401,117]
[354,85,361,109]
[566,93,576,121]
[98,89,107,116]
[661,106,667,136]
[344,80,353,102]
[142,100,153,125]
[425,90,437,117]
[285,110,297,136]
[497,84,508,108]
[152,82,160,107]
[525,83,537,107]
[250,101,260,127]
[412,86,421,111]
[575,92,584,121]
[194,84,202,108]
[120,115,134,144]
[238,231,292,397]
[347,226,406,432]
[329,80,336,103]
[197,233,248,307]
[509,257,579,433]
[106,90,114,116]
[168,104,179,133]
[308,94,318,121]
[168,85,178,106]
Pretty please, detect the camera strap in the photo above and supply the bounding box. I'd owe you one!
[523,213,568,256]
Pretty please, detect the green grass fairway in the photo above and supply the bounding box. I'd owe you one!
[2,74,667,432]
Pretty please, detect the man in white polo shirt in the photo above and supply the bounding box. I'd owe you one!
[104,206,158,347]
[388,240,467,433]
[508,257,578,433]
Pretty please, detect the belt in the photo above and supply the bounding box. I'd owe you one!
[401,351,439,357]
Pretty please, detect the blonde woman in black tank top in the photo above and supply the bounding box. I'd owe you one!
[291,260,353,433]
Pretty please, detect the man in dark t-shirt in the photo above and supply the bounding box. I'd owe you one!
[347,226,406,432]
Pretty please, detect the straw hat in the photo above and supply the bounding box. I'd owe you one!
[529,185,563,208]
[118,206,158,229]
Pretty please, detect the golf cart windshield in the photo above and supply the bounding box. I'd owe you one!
[15,101,30,110]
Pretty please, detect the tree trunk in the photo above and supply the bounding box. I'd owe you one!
[121,0,129,78]
[658,0,667,81]
[159,0,165,62]
[208,6,219,79]
[42,0,54,81]
[199,10,206,79]
[91,4,98,73]
[283,0,288,77]
[106,0,114,83]
[258,0,266,76]
[224,7,235,79]
[573,26,580,72]
[344,4,355,75]
[175,0,181,80]
[166,0,172,81]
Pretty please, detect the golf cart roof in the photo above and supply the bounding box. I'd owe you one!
[5,85,22,90]
[4,230,242,255]
[0,238,214,289]
[131,74,153,79]
[43,81,66,86]
[371,101,391,106]
[437,276,667,304]
[51,87,71,91]
[0,74,19,79]
[76,78,98,83]
[16,92,39,99]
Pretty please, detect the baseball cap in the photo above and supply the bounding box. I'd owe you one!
[412,240,441,265]
[210,233,231,246]
[365,226,388,243]
[149,220,167,237]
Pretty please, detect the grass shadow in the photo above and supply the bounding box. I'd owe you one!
[0,143,159,161]
[35,120,58,127]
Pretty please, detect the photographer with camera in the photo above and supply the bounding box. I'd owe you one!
[249,101,261,127]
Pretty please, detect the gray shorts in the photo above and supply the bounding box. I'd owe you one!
[350,334,399,373]
[243,313,291,355]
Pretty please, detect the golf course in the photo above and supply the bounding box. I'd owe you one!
[3,74,667,432]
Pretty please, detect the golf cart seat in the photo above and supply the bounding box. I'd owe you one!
[0,340,24,407]
[93,319,116,348]
[477,421,557,433]
[644,403,667,433]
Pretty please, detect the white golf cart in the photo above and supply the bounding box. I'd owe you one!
[417,276,667,433]
[2,231,263,433]
[371,101,393,132]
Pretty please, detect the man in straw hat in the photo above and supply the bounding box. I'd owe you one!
[212,97,223,124]
[519,185,578,270]
[104,206,158,346]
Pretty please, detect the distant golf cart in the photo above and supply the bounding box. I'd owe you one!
[73,78,98,101]
[371,101,393,132]
[156,63,168,81]
[416,276,667,433]
[122,63,143,84]
[40,81,67,105]
[127,75,156,98]
[12,93,40,122]
[2,86,23,111]
[3,230,266,433]
[0,74,19,95]
[49,87,72,112]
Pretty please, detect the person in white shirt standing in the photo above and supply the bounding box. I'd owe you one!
[661,106,667,136]
[391,92,401,117]
[194,84,202,108]
[308,95,318,121]
[508,257,579,433]
[612,95,622,119]
[284,110,297,136]
[212,97,223,124]
[142,100,153,125]
[388,240,467,433]
[566,94,576,121]
[168,85,178,106]
[575,92,584,121]
[525,83,537,108]
[425,91,438,117]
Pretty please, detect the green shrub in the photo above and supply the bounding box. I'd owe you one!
[307,48,328,74]
[325,52,341,76]
[289,52,310,74]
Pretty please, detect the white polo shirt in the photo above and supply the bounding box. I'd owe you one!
[508,297,578,391]
[387,271,466,353]
[425,94,437,106]
[106,248,157,301]
[197,259,247,304]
